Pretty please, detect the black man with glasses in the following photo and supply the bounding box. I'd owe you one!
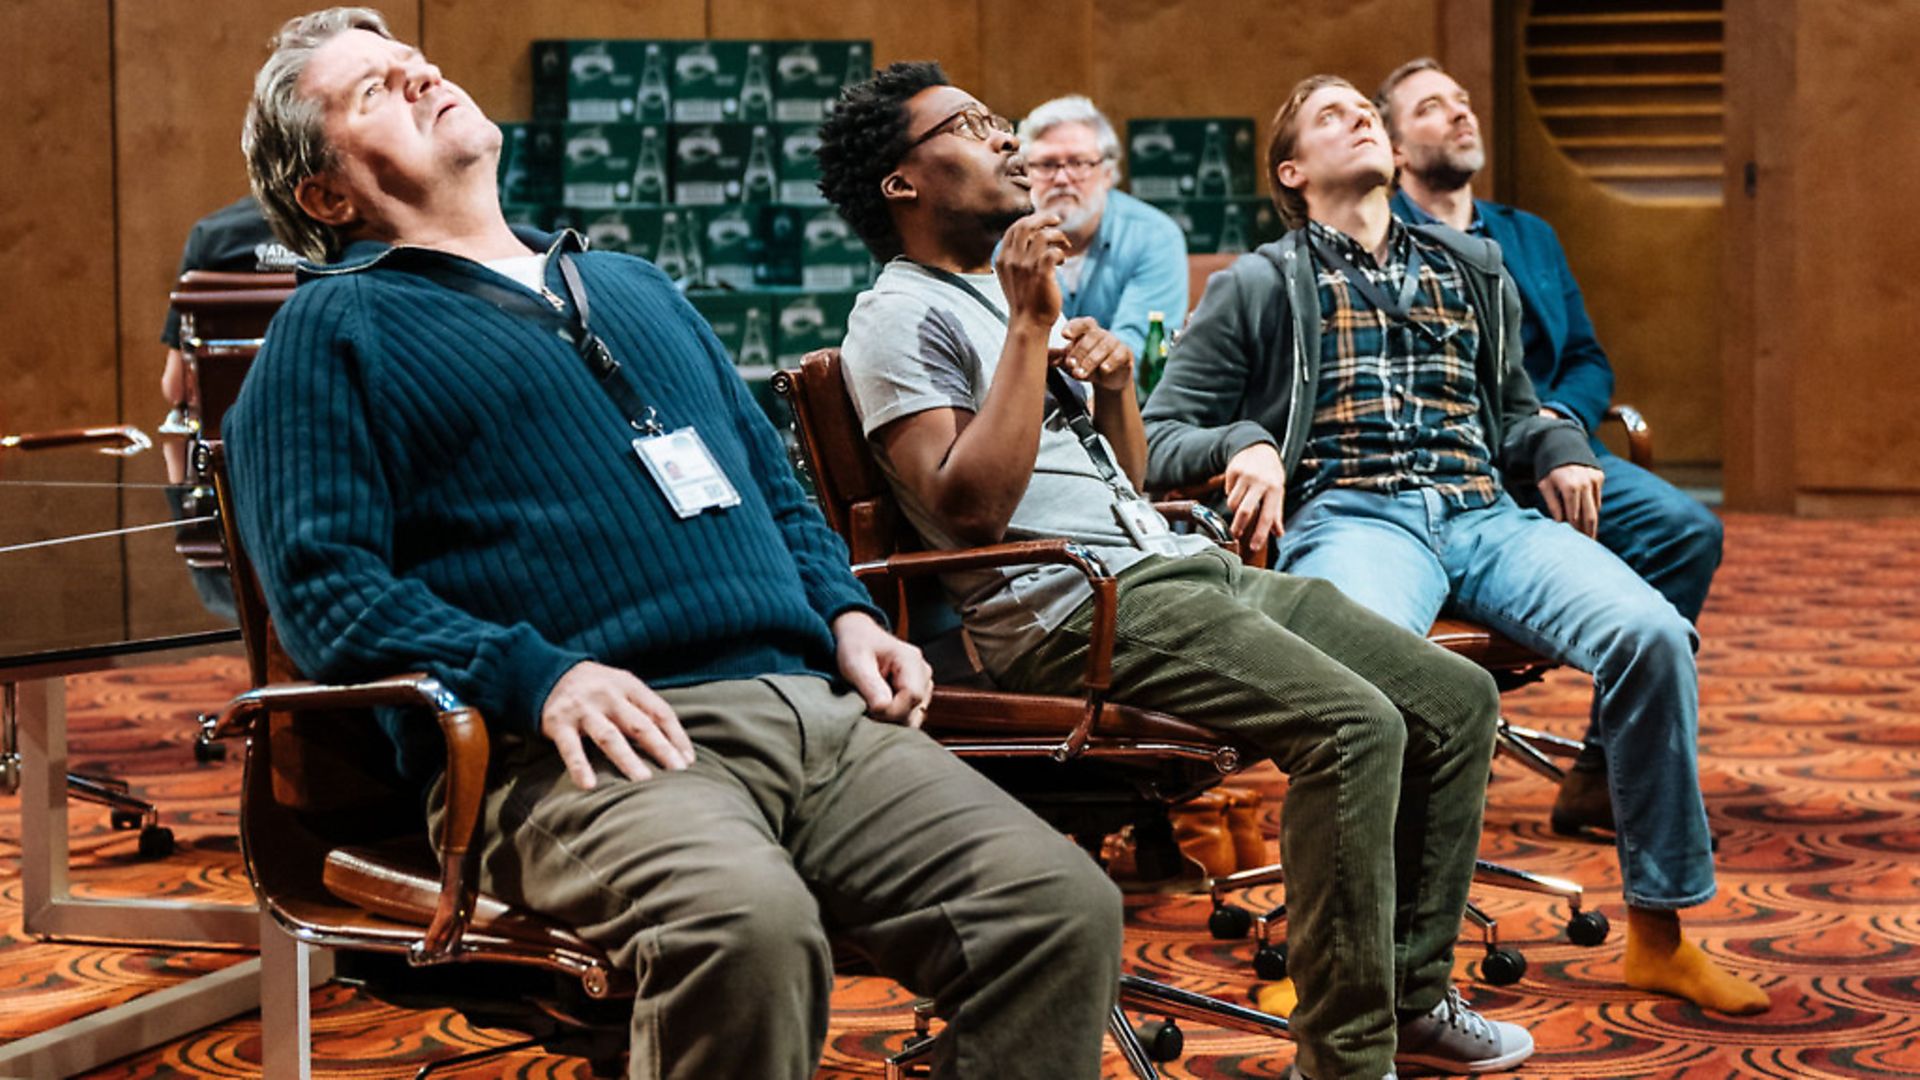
[819,62,1514,1080]
[1018,95,1189,357]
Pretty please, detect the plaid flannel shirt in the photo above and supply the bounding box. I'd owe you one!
[1292,218,1501,512]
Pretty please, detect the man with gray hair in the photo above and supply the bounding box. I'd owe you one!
[1020,95,1188,356]
[224,10,1124,1079]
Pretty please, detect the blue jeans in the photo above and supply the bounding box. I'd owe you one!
[1584,446,1724,624]
[1279,487,1716,909]
[1520,447,1725,765]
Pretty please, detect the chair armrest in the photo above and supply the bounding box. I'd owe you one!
[210,673,489,964]
[1602,404,1652,468]
[852,540,1117,761]
[1,424,152,457]
[1151,500,1235,552]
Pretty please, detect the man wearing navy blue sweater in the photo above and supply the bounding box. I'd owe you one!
[226,11,1122,1079]
[1375,58,1726,838]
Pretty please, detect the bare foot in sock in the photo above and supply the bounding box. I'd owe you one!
[1252,977,1298,1019]
[1623,909,1769,1015]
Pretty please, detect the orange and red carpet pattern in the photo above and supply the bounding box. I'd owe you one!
[4,512,1920,1078]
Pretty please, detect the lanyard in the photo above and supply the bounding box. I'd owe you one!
[403,251,664,436]
[903,260,1129,493]
[1307,229,1425,323]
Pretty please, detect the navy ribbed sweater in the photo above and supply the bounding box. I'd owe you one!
[226,230,878,781]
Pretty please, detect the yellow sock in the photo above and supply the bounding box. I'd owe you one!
[1252,977,1298,1019]
[1623,910,1769,1015]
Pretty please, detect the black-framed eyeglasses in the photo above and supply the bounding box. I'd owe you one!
[906,106,1014,150]
[1027,156,1109,181]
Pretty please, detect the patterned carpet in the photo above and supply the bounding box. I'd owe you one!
[4,512,1920,1078]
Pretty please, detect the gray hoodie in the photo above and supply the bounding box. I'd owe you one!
[1142,223,1596,501]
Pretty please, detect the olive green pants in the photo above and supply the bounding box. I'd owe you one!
[437,673,1121,1080]
[1001,551,1499,1080]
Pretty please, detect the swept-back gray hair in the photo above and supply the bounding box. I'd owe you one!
[242,7,394,262]
[1018,94,1122,167]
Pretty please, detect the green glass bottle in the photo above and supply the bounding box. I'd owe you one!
[1138,310,1168,403]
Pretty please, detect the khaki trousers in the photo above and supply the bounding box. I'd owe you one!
[435,673,1122,1079]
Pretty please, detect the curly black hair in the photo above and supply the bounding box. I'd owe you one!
[816,60,949,262]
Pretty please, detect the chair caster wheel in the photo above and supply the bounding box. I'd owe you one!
[1252,942,1289,981]
[1566,909,1610,947]
[111,810,143,830]
[1480,947,1526,986]
[194,737,227,763]
[1209,903,1253,940]
[1135,1018,1183,1062]
[137,825,174,859]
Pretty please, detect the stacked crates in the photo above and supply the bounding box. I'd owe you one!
[1124,117,1284,254]
[501,38,878,442]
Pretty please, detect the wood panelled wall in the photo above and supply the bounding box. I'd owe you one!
[1723,0,1920,513]
[3,0,1463,439]
[1495,3,1723,468]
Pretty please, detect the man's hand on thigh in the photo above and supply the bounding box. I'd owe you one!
[1536,463,1605,538]
[541,661,698,788]
[1225,441,1289,564]
[833,611,933,728]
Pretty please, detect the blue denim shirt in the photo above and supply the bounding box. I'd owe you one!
[1391,190,1615,434]
[1061,190,1190,355]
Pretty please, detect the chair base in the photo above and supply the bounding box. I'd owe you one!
[1205,856,1610,986]
[1496,718,1584,783]
[885,975,1289,1080]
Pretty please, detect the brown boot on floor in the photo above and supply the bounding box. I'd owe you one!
[1550,766,1614,837]
[1623,908,1771,1015]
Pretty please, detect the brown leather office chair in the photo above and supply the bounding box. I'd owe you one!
[168,271,296,447]
[203,442,634,1078]
[776,351,1260,818]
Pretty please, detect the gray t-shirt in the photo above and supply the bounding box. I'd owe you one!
[839,259,1212,674]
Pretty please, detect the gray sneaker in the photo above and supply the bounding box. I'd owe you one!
[1394,987,1534,1074]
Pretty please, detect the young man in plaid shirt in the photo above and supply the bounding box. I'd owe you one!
[1143,75,1770,1030]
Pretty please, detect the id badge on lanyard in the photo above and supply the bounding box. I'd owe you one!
[632,426,742,519]
[1112,497,1183,557]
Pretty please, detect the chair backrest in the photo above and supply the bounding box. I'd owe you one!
[171,272,295,439]
[774,348,912,567]
[206,442,415,823]
[1187,253,1237,316]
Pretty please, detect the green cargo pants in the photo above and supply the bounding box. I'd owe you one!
[1000,549,1500,1080]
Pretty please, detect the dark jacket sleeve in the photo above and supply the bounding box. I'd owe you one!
[226,281,590,734]
[1142,257,1282,491]
[669,292,886,630]
[1530,216,1614,431]
[1488,267,1597,484]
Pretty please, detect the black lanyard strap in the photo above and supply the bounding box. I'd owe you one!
[903,260,1128,492]
[401,251,661,434]
[1307,230,1424,322]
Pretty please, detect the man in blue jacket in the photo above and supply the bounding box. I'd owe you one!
[1019,95,1189,355]
[226,11,1122,1079]
[1376,57,1726,834]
